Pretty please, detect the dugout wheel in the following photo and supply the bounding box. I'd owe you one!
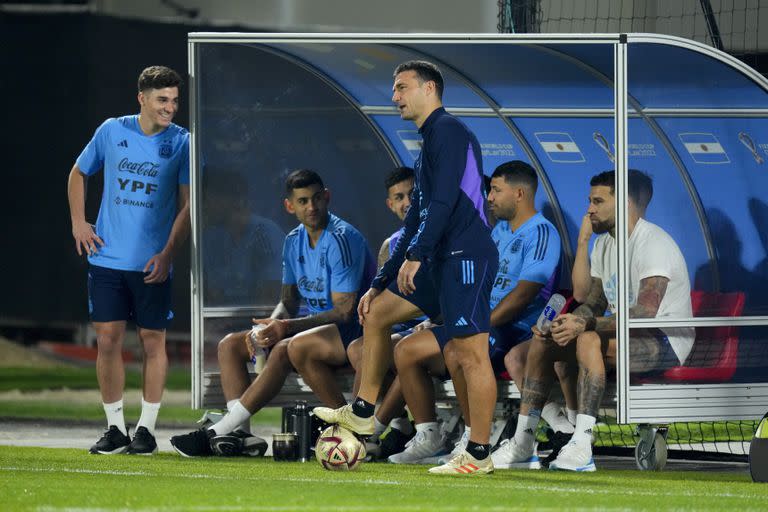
[634,425,668,471]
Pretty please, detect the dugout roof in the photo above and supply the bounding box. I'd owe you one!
[188,33,768,422]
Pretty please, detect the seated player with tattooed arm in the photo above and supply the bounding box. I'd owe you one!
[494,169,694,472]
[171,169,375,457]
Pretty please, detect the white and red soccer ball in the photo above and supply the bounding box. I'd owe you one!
[315,425,365,471]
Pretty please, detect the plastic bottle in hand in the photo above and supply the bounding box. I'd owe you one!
[536,293,567,335]
[248,324,268,373]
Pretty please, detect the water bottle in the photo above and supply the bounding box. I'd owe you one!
[291,400,311,462]
[536,293,567,335]
[248,324,268,373]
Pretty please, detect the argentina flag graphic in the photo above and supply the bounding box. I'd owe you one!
[397,130,423,161]
[678,132,730,164]
[535,132,586,163]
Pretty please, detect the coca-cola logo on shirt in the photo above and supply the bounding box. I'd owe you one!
[298,276,325,292]
[118,158,159,177]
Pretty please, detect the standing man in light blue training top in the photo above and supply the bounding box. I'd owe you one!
[67,66,190,455]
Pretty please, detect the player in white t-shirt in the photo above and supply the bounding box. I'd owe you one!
[494,169,694,472]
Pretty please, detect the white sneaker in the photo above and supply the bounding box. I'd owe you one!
[313,404,374,436]
[388,429,447,464]
[437,429,469,465]
[549,440,596,472]
[491,438,541,469]
[428,450,493,475]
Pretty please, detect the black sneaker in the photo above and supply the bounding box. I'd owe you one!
[126,426,158,455]
[541,431,573,468]
[89,426,131,455]
[170,428,215,457]
[378,427,414,459]
[211,429,268,457]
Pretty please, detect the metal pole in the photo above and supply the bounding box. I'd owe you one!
[615,34,630,424]
[699,0,724,51]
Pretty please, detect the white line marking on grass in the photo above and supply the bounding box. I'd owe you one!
[6,466,761,502]
[35,507,632,512]
[1,466,149,477]
[0,466,398,486]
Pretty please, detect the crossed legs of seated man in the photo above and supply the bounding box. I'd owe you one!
[496,340,578,468]
[346,333,414,459]
[170,323,350,457]
[505,327,672,472]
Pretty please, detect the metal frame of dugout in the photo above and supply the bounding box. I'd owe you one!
[187,33,768,469]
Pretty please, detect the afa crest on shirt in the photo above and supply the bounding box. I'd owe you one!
[511,239,523,253]
[159,142,173,159]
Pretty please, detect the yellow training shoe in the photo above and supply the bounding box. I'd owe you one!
[427,450,494,475]
[312,404,375,436]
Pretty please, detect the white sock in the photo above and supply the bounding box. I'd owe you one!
[571,414,597,446]
[462,426,471,441]
[136,399,161,435]
[211,401,252,436]
[567,408,578,426]
[415,422,439,437]
[103,399,127,436]
[513,414,539,452]
[227,399,251,433]
[373,416,387,437]
[390,416,413,435]
[541,402,575,434]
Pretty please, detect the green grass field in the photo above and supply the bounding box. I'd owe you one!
[0,400,282,427]
[0,446,765,511]
[0,367,191,392]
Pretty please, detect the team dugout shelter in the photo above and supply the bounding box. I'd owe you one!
[187,33,768,456]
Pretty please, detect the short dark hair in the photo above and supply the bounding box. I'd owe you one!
[384,166,415,191]
[285,169,325,196]
[138,66,182,92]
[590,169,654,210]
[393,60,444,100]
[491,160,538,194]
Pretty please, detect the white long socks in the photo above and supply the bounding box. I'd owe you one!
[211,400,252,436]
[136,399,161,435]
[103,399,127,436]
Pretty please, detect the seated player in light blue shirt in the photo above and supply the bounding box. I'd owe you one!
[171,169,376,457]
[387,161,566,467]
[67,66,190,456]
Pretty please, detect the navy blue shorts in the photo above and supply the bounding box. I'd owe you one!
[337,321,363,349]
[386,263,441,321]
[388,255,497,339]
[432,323,532,377]
[88,264,173,330]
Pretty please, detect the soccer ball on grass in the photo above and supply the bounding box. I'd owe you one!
[315,425,366,471]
